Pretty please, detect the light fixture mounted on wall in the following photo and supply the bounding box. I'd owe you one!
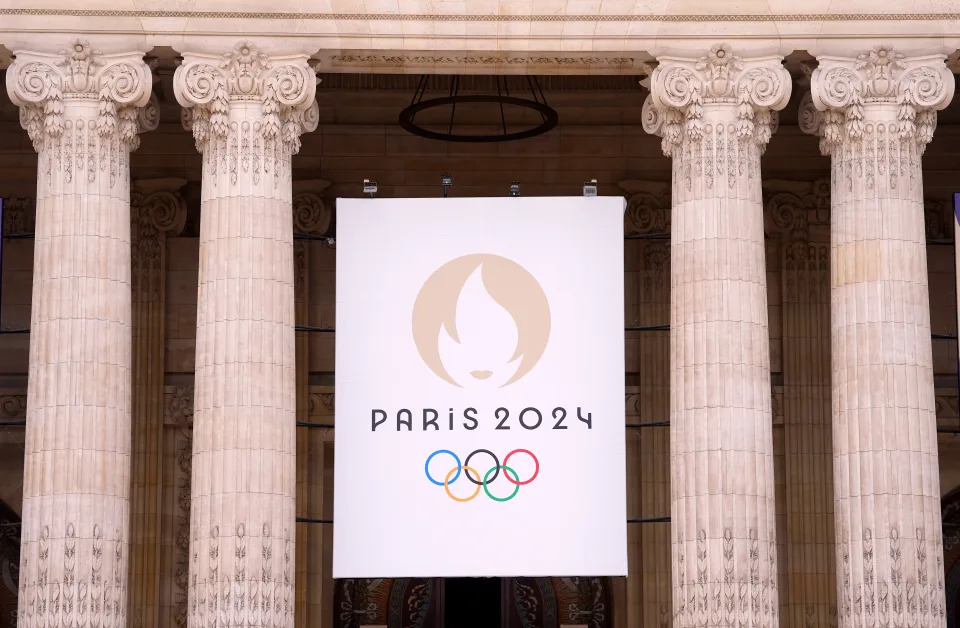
[399,75,559,143]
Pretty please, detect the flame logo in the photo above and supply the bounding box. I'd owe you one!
[412,254,551,387]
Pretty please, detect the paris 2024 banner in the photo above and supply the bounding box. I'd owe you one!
[332,196,627,578]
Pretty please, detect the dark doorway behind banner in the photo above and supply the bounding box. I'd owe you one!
[443,578,501,626]
[333,576,613,627]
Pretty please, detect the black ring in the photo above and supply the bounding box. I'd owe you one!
[398,95,559,143]
[464,449,500,485]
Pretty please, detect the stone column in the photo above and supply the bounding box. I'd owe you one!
[290,184,332,628]
[129,179,187,628]
[621,180,673,628]
[802,46,955,628]
[642,43,791,628]
[5,40,153,628]
[173,41,318,628]
[763,179,837,626]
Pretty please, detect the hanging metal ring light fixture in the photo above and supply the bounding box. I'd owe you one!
[398,75,558,142]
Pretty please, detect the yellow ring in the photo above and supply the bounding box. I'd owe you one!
[444,465,482,502]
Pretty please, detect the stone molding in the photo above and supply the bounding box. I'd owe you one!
[1,11,958,68]
[317,73,648,90]
[174,41,318,157]
[3,9,960,21]
[803,46,955,155]
[5,40,152,154]
[325,53,648,73]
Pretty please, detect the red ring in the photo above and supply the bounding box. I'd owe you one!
[503,449,539,485]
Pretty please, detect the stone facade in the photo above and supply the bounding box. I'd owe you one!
[0,6,959,628]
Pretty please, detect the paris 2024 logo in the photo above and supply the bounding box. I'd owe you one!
[369,253,593,502]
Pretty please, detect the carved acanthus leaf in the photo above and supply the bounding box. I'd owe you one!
[5,40,152,152]
[173,41,318,155]
[642,44,791,156]
[807,47,954,154]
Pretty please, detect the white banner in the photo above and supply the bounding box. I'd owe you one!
[333,196,627,578]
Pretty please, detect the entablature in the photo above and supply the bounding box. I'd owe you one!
[1,4,960,75]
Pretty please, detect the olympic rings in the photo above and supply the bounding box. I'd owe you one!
[424,448,539,502]
[503,449,539,485]
[464,449,499,485]
[445,466,482,502]
[425,449,461,486]
[483,465,520,502]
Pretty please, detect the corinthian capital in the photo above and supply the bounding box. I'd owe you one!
[806,46,955,153]
[173,41,319,155]
[5,40,152,152]
[642,43,791,156]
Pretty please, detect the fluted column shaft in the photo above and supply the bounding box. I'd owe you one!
[129,181,187,628]
[174,42,318,628]
[643,44,791,628]
[5,40,153,628]
[765,180,837,627]
[290,186,331,628]
[804,47,955,628]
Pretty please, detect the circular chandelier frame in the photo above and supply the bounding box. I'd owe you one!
[398,75,559,143]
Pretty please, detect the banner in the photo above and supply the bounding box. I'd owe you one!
[333,196,627,578]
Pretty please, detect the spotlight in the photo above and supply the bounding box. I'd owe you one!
[362,179,378,197]
[583,179,598,197]
[509,181,521,197]
[441,173,453,198]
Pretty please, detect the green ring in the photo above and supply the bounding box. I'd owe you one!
[483,465,520,502]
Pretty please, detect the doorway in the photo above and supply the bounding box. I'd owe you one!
[441,578,502,626]
[332,576,613,627]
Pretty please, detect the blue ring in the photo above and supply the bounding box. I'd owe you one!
[425,449,461,486]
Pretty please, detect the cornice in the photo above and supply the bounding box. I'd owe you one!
[2,10,960,22]
[2,13,959,70]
